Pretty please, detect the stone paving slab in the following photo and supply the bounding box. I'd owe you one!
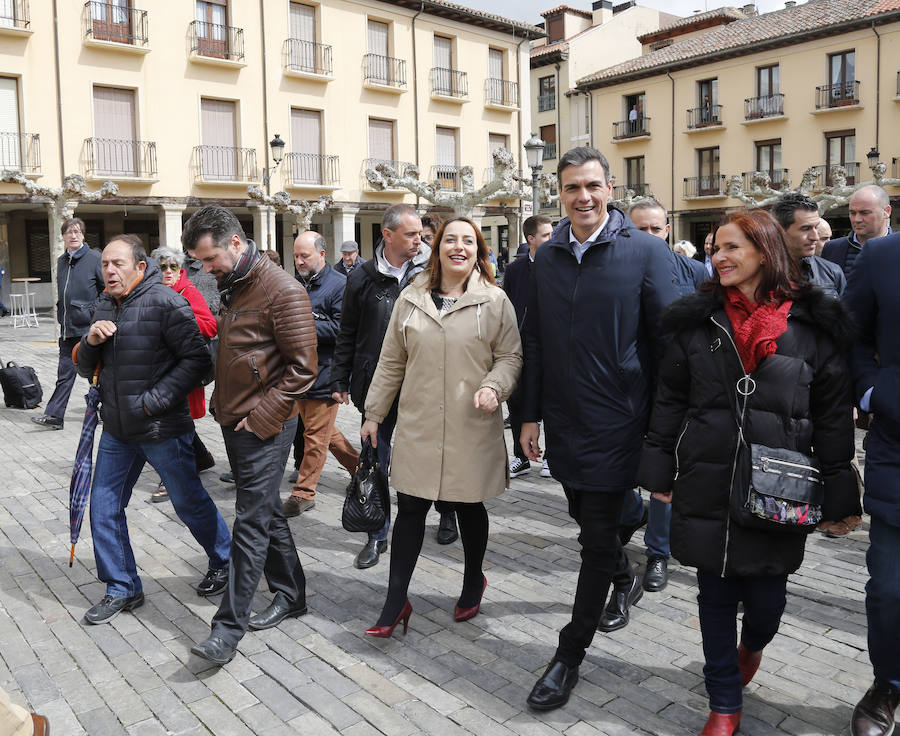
[0,316,873,735]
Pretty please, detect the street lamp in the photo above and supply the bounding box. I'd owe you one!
[524,132,545,215]
[262,133,286,192]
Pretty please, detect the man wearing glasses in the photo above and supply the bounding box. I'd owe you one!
[32,217,104,430]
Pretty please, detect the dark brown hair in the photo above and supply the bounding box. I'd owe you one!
[425,217,496,291]
[61,217,86,235]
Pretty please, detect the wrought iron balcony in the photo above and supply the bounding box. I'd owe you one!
[85,138,156,178]
[684,175,726,198]
[612,183,651,199]
[0,132,40,174]
[744,94,784,120]
[431,68,468,99]
[282,38,332,76]
[538,93,555,112]
[363,54,406,88]
[741,169,788,191]
[189,20,243,62]
[613,117,651,139]
[815,81,860,109]
[809,162,859,189]
[192,145,257,182]
[0,0,30,30]
[543,142,557,160]
[284,153,339,187]
[686,105,723,129]
[485,78,518,108]
[83,2,148,46]
[431,164,461,190]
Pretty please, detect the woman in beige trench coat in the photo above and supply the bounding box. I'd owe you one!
[361,217,523,638]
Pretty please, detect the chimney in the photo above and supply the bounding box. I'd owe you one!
[592,0,612,26]
[784,1,796,6]
[741,3,756,14]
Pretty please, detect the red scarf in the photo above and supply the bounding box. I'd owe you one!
[722,287,792,374]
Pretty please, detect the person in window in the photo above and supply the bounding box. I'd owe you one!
[360,217,522,637]
[637,209,858,735]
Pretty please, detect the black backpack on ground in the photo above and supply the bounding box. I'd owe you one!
[0,358,43,409]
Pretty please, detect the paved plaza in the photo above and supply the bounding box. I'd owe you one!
[0,316,874,735]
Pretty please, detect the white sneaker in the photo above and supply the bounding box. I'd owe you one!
[540,460,551,478]
[509,457,531,477]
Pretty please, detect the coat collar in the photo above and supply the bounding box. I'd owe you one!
[400,269,492,324]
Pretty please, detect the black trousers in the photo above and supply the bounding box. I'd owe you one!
[291,413,305,470]
[505,385,529,463]
[45,336,81,420]
[212,417,305,646]
[555,485,629,667]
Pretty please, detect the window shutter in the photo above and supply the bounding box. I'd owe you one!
[368,119,394,161]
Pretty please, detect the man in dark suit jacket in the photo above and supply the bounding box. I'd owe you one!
[845,231,900,736]
[822,185,891,278]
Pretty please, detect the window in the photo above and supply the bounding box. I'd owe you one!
[291,108,323,184]
[288,2,318,72]
[624,92,647,135]
[368,118,394,162]
[625,156,644,188]
[433,35,464,97]
[367,19,388,56]
[91,0,131,44]
[92,86,137,176]
[697,78,719,124]
[538,75,555,111]
[488,48,504,80]
[827,51,856,105]
[435,126,458,189]
[433,35,453,69]
[825,129,856,184]
[195,0,227,58]
[546,15,563,43]
[0,76,21,170]
[755,139,781,177]
[756,65,779,96]
[200,97,237,179]
[487,132,508,177]
[570,94,589,142]
[698,147,720,195]
[539,124,556,160]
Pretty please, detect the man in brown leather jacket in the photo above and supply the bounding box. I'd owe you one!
[181,205,318,666]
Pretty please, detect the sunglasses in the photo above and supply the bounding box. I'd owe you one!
[158,262,180,272]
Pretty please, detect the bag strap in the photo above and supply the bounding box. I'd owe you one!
[709,316,754,445]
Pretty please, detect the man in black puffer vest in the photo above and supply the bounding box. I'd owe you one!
[76,235,231,626]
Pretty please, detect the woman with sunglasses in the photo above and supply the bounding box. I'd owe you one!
[149,247,218,502]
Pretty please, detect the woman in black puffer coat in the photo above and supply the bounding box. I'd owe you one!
[637,209,860,736]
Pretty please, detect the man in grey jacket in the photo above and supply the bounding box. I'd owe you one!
[32,217,104,430]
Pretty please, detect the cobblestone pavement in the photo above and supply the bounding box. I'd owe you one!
[0,316,873,735]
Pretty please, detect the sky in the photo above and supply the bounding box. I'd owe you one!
[453,0,803,26]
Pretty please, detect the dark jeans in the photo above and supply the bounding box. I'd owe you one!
[555,486,629,668]
[45,336,81,420]
[620,489,671,559]
[505,387,529,463]
[696,570,788,714]
[866,515,900,690]
[212,417,304,647]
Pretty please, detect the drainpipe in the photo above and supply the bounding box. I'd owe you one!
[587,90,594,148]
[411,3,424,172]
[515,31,526,183]
[259,0,272,248]
[872,21,881,152]
[51,0,65,178]
[667,70,675,231]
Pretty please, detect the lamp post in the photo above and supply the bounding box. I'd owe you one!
[524,132,545,215]
[262,133,286,193]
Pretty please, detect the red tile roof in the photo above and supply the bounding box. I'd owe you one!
[541,5,594,19]
[637,6,748,44]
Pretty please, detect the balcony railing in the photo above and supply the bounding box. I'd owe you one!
[686,105,723,129]
[0,0,30,30]
[0,132,40,174]
[189,20,243,62]
[431,68,468,99]
[612,183,651,199]
[83,2,148,46]
[744,93,784,120]
[613,117,651,139]
[284,153,339,187]
[684,175,726,198]
[363,54,406,88]
[815,81,860,109]
[538,93,555,112]
[282,38,332,76]
[810,162,859,189]
[192,145,257,182]
[431,164,461,190]
[543,142,557,160]
[485,78,518,107]
[741,169,788,191]
[85,138,156,178]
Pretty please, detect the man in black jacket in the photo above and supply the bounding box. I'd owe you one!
[521,147,678,711]
[822,185,892,278]
[76,235,231,625]
[331,203,457,568]
[283,231,358,517]
[32,217,104,430]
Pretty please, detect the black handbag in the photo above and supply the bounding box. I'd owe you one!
[0,359,43,409]
[201,337,218,387]
[342,438,388,533]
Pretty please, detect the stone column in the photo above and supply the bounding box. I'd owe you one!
[282,213,299,276]
[330,208,359,265]
[250,205,273,251]
[157,204,186,249]
[506,211,521,253]
[0,214,9,308]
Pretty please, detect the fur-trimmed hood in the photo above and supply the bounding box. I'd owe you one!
[662,286,855,351]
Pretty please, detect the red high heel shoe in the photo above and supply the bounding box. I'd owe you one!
[454,575,487,622]
[365,601,412,638]
[737,643,762,686]
[699,711,741,735]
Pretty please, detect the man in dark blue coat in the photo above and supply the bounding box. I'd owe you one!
[521,147,678,711]
[822,184,891,278]
[283,231,358,518]
[845,231,900,736]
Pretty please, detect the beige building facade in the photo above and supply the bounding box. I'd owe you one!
[0,0,541,307]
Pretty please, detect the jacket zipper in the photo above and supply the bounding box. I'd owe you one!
[250,355,264,394]
[567,261,582,419]
[673,419,691,480]
[61,254,72,339]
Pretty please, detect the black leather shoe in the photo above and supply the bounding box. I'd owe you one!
[618,500,649,546]
[31,415,63,430]
[597,570,643,632]
[196,567,228,597]
[437,511,459,545]
[84,592,145,625]
[219,472,234,484]
[248,594,308,630]
[643,556,668,592]
[355,539,388,569]
[526,659,579,711]
[191,636,236,666]
[852,681,900,736]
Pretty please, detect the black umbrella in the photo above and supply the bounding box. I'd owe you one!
[68,379,100,567]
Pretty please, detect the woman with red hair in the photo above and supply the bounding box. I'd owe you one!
[637,209,860,735]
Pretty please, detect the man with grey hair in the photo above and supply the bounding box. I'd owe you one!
[335,240,365,276]
[823,184,892,277]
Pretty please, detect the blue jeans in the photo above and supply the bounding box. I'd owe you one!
[90,430,231,597]
[364,402,397,543]
[620,489,671,559]
[696,570,787,714]
[866,515,900,690]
